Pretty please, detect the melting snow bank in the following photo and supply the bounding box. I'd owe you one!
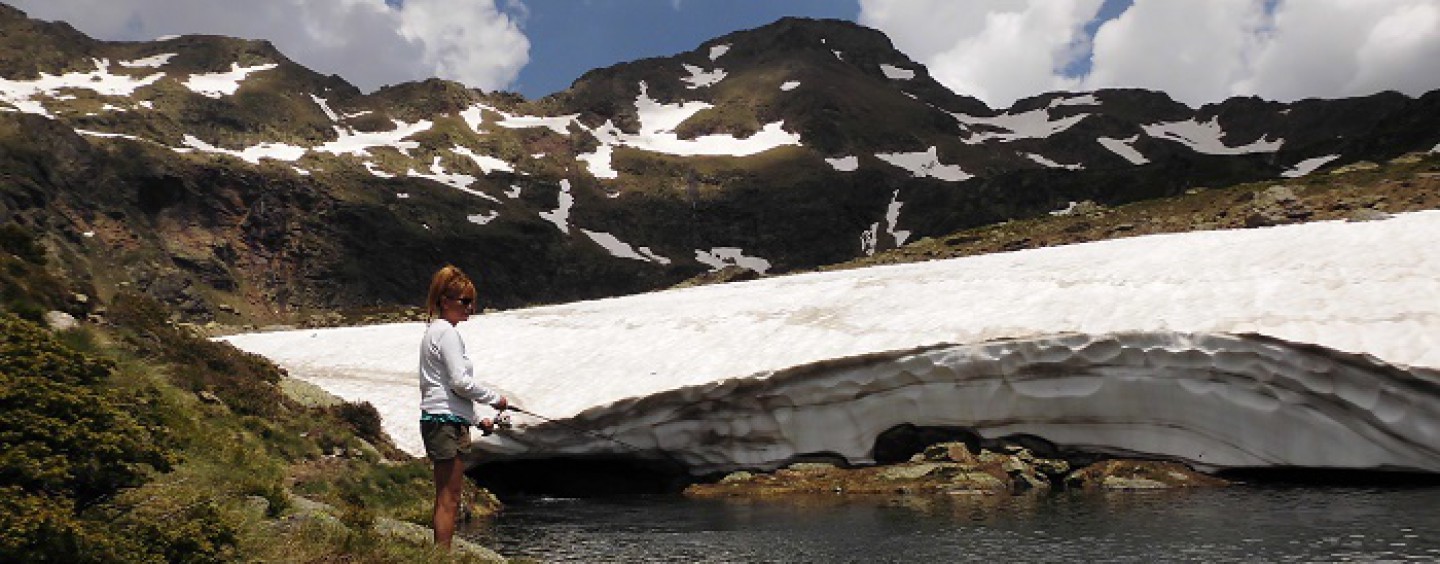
[221,210,1440,472]
[494,331,1440,476]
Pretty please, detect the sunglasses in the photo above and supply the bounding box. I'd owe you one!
[448,296,475,306]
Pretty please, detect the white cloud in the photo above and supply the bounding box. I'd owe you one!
[395,0,530,91]
[861,0,1440,108]
[1240,0,1440,102]
[859,0,1103,108]
[8,0,530,93]
[1084,0,1267,105]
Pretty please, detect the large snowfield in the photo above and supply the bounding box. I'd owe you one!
[222,211,1440,475]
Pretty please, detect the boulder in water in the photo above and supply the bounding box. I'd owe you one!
[1065,460,1229,490]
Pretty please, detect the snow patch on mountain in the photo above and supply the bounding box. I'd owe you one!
[826,155,859,172]
[583,229,672,264]
[75,129,145,142]
[708,44,731,61]
[538,179,574,233]
[180,134,306,165]
[633,82,711,132]
[1097,135,1149,165]
[880,64,915,80]
[1023,152,1084,170]
[315,119,431,157]
[1050,201,1085,216]
[954,108,1089,144]
[876,146,972,181]
[362,161,394,178]
[780,81,800,92]
[0,58,163,117]
[468,211,498,225]
[310,95,341,121]
[577,144,618,179]
[182,62,278,98]
[1282,155,1342,178]
[885,189,910,247]
[681,64,726,89]
[1143,117,1283,154]
[451,146,514,175]
[577,83,801,173]
[1048,94,1100,108]
[461,103,577,135]
[860,223,881,256]
[407,156,495,200]
[864,189,911,255]
[118,53,176,68]
[694,247,771,274]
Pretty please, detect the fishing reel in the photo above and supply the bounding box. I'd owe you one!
[477,413,513,436]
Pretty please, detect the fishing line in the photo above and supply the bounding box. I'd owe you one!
[477,405,696,479]
[502,406,652,453]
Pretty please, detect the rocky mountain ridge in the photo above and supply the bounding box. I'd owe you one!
[2,3,1438,323]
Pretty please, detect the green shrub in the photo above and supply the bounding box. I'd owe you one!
[0,222,46,265]
[97,480,242,563]
[0,488,87,562]
[0,315,188,561]
[0,223,69,321]
[0,314,172,506]
[330,401,385,444]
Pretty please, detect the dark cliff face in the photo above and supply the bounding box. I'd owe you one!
[2,9,1438,323]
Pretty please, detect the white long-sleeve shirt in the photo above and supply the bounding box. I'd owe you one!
[418,319,500,424]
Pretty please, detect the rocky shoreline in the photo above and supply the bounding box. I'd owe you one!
[686,442,1227,499]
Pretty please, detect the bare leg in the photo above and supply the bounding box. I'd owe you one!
[432,457,465,548]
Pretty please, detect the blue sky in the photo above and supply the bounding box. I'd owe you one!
[505,0,1131,99]
[510,0,856,98]
[8,0,1440,108]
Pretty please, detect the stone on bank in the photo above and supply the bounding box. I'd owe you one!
[685,442,1227,498]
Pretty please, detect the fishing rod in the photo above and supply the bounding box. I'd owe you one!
[479,404,705,491]
[512,406,653,453]
[479,405,650,453]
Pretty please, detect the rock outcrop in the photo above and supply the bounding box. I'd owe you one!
[1065,459,1228,491]
[686,442,1225,498]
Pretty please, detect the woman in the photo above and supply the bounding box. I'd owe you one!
[418,264,508,548]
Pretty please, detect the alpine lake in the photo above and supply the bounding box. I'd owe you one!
[463,483,1440,563]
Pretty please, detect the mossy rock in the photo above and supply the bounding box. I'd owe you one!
[1065,460,1229,490]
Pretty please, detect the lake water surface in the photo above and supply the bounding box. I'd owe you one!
[464,486,1440,563]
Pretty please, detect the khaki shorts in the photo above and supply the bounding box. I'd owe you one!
[420,421,473,461]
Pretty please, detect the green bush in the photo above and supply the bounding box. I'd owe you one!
[0,488,87,562]
[0,314,172,506]
[0,223,69,322]
[0,289,501,561]
[0,315,195,561]
[97,480,242,563]
[0,222,46,265]
[330,401,385,445]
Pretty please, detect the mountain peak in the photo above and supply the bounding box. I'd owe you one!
[2,6,1437,323]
